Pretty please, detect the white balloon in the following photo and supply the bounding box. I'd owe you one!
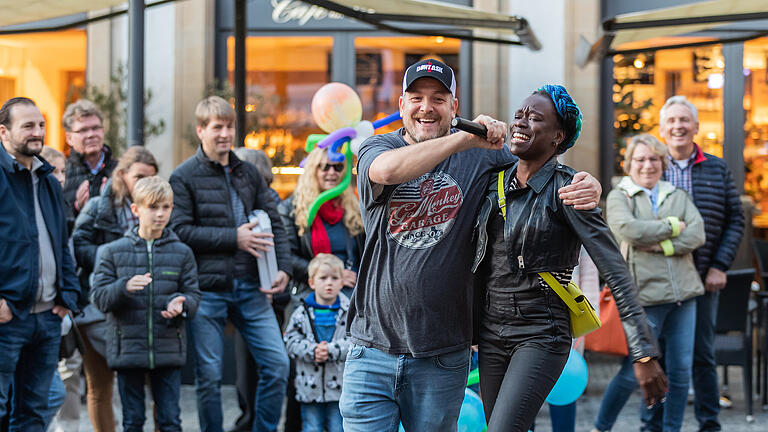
[350,121,375,155]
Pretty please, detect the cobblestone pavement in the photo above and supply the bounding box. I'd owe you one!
[79,353,767,431]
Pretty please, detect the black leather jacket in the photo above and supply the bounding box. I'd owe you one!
[472,158,659,362]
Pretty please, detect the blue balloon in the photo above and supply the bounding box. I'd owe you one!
[398,388,486,432]
[546,348,589,406]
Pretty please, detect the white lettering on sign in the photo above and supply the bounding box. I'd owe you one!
[271,0,344,25]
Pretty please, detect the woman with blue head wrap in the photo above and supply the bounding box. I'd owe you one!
[471,85,667,431]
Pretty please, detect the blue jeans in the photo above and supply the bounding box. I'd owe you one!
[0,312,62,432]
[42,370,66,430]
[301,402,343,432]
[189,278,289,432]
[117,368,182,432]
[339,344,470,432]
[594,299,696,432]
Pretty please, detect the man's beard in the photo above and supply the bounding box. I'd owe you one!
[403,119,450,143]
[18,138,43,156]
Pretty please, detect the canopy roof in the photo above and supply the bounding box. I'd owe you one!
[579,0,768,64]
[300,0,541,49]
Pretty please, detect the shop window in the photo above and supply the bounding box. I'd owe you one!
[612,45,723,176]
[744,38,768,228]
[0,30,86,153]
[226,36,333,197]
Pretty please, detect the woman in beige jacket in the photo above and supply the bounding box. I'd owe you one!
[594,134,705,432]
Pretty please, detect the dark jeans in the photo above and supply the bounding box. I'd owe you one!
[478,287,572,432]
[0,312,62,432]
[117,367,182,432]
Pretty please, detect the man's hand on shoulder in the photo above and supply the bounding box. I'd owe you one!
[559,171,602,210]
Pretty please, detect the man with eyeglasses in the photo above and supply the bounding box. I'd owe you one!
[62,99,117,223]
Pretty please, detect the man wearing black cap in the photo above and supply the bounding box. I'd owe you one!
[339,58,601,431]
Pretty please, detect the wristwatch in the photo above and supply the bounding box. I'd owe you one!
[635,356,652,364]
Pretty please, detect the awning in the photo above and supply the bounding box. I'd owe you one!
[0,0,125,28]
[0,0,176,33]
[301,0,541,49]
[579,0,768,64]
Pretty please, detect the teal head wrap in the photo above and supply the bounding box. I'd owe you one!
[537,84,582,152]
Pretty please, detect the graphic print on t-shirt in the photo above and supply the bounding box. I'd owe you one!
[387,171,463,249]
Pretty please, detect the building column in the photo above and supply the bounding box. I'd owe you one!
[723,42,745,194]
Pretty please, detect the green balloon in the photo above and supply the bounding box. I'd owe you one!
[305,134,327,153]
[306,139,354,227]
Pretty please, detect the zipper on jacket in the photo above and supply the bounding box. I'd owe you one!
[665,257,682,302]
[517,193,542,269]
[116,326,122,355]
[147,240,155,370]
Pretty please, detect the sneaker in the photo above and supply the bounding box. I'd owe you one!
[719,394,733,409]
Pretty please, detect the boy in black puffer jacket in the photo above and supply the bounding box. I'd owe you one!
[91,176,201,432]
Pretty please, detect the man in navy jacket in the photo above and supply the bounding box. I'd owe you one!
[0,97,80,431]
[644,95,745,432]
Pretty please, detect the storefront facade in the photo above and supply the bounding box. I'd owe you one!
[213,0,472,195]
[601,0,768,233]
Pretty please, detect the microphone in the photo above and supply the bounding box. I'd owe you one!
[451,117,487,138]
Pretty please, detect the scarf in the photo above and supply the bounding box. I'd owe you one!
[311,199,345,255]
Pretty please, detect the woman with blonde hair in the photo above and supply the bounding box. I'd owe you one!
[593,133,705,432]
[71,146,158,432]
[278,147,364,300]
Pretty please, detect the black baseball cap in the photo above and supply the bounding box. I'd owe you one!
[402,58,456,97]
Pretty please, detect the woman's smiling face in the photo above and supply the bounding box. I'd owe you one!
[508,93,564,161]
[315,153,345,192]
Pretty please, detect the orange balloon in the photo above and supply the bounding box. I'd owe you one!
[311,82,362,133]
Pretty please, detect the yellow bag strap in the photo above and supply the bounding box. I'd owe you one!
[497,171,506,219]
[538,271,584,316]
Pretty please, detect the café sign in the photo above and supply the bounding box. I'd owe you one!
[271,0,345,26]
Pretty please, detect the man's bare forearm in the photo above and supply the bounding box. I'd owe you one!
[368,133,467,185]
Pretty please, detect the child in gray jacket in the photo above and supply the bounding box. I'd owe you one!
[284,253,350,432]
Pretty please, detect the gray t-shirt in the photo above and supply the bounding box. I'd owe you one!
[349,129,514,357]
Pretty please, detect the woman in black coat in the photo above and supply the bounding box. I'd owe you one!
[472,85,667,431]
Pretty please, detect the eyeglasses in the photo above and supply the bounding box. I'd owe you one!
[321,163,345,173]
[71,125,104,135]
[631,156,662,165]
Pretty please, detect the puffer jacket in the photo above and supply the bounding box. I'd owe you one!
[63,145,117,220]
[277,196,364,298]
[169,146,292,291]
[284,294,350,403]
[90,227,201,369]
[607,177,705,306]
[71,180,125,302]
[472,158,659,362]
[0,145,80,318]
[665,145,744,277]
